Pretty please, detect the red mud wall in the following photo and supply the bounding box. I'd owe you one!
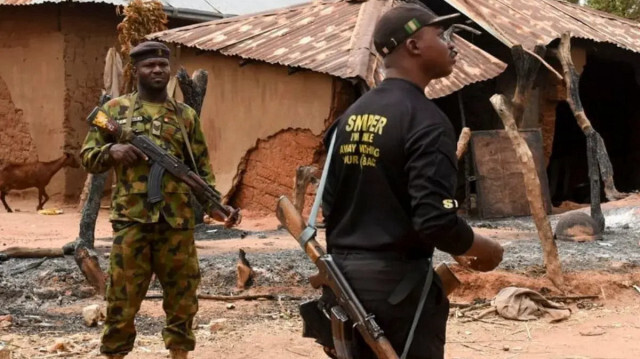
[0,4,65,198]
[231,129,322,213]
[0,76,37,164]
[175,49,335,196]
[0,4,118,202]
[60,3,119,202]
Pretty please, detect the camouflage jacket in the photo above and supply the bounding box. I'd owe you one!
[81,93,217,229]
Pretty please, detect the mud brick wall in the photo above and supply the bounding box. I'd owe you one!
[0,3,118,202]
[0,4,65,182]
[230,129,322,214]
[60,3,119,202]
[176,50,335,198]
[0,76,37,164]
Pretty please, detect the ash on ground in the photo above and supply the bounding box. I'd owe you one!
[459,205,640,272]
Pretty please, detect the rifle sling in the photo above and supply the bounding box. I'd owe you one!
[400,263,434,359]
[124,92,138,138]
[297,130,337,250]
[171,98,200,176]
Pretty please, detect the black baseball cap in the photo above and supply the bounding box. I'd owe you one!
[373,4,461,57]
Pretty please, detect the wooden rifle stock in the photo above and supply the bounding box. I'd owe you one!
[275,195,399,359]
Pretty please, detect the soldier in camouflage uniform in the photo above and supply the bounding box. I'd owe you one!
[81,41,229,359]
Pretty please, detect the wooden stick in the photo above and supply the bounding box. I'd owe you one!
[10,258,48,275]
[547,294,599,301]
[0,247,64,259]
[456,127,472,160]
[459,302,491,314]
[475,307,497,320]
[556,32,622,205]
[490,95,564,290]
[523,47,563,81]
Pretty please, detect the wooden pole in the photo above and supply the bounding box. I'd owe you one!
[457,93,473,213]
[74,247,107,297]
[511,45,546,127]
[491,95,564,290]
[456,127,472,160]
[177,67,209,224]
[556,32,622,207]
[293,165,319,213]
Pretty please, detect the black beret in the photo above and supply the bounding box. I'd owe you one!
[130,41,170,63]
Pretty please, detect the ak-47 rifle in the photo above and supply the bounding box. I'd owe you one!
[276,195,399,359]
[88,108,240,227]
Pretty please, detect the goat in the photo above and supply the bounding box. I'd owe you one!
[0,152,80,212]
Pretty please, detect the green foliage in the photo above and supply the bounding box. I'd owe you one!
[116,0,169,93]
[585,0,640,20]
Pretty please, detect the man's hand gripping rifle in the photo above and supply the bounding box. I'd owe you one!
[276,196,398,359]
[88,109,241,228]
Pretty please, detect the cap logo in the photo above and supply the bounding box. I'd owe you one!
[157,49,163,56]
[404,18,422,35]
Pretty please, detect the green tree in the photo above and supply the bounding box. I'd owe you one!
[585,0,640,20]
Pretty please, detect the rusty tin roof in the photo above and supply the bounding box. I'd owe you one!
[444,0,640,52]
[427,35,507,99]
[151,0,507,98]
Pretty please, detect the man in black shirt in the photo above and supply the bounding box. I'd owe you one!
[322,4,504,358]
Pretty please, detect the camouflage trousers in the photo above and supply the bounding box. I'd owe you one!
[100,219,201,355]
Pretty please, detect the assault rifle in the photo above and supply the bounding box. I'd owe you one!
[275,196,398,359]
[88,108,240,227]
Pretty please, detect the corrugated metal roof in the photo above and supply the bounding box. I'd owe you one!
[151,0,507,98]
[444,0,640,53]
[213,0,310,16]
[426,35,507,98]
[0,0,222,17]
[0,0,310,16]
[152,1,364,79]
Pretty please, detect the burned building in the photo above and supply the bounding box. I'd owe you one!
[151,0,640,217]
[150,0,506,213]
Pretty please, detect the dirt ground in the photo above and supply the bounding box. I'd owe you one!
[1,195,640,358]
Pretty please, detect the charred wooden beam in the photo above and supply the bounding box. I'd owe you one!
[556,32,622,221]
[490,94,564,290]
[74,172,108,250]
[177,67,209,223]
[177,67,208,116]
[74,247,107,298]
[511,45,546,127]
[0,247,64,259]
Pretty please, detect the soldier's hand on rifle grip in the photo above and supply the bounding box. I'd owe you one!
[455,232,503,272]
[109,144,148,167]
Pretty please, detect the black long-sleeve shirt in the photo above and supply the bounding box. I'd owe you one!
[322,78,474,257]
